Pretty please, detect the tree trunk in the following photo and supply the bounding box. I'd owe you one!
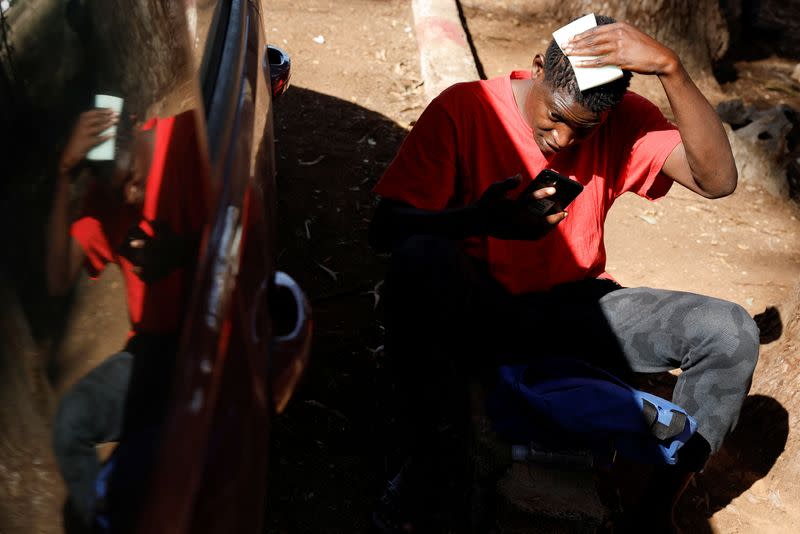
[553,0,729,79]
[88,0,194,116]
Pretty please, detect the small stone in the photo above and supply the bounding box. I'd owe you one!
[716,99,754,128]
[792,63,800,84]
[769,489,783,508]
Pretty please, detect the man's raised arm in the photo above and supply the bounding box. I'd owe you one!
[562,23,737,198]
[47,110,115,295]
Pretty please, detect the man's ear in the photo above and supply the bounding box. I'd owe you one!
[531,54,545,80]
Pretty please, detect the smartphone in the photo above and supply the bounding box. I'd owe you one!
[517,169,584,216]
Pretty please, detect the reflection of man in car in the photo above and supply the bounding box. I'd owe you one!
[47,106,207,526]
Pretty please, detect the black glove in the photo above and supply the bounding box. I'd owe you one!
[118,221,195,283]
[476,174,566,240]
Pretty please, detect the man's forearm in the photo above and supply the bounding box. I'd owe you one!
[368,200,483,252]
[47,174,75,295]
[659,61,738,198]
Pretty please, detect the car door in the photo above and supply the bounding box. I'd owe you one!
[136,1,311,533]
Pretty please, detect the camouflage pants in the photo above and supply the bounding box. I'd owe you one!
[386,235,760,460]
[592,286,760,452]
[53,351,132,524]
[52,334,177,525]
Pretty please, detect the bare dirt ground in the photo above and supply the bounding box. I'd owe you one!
[265,1,800,533]
[3,1,799,533]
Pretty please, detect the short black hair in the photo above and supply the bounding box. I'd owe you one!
[543,14,632,113]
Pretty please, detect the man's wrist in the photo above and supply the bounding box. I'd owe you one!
[464,204,487,237]
[56,171,74,191]
[657,52,683,78]
[57,159,78,181]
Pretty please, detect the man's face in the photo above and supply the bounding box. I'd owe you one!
[526,58,606,158]
[111,127,155,206]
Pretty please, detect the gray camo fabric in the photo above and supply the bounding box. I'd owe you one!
[596,287,760,452]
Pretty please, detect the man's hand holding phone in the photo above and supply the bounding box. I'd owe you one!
[476,173,569,241]
[518,169,584,216]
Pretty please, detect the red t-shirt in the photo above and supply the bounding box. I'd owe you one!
[71,111,208,334]
[374,71,681,294]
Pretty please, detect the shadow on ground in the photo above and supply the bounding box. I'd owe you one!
[265,86,407,532]
[675,393,789,533]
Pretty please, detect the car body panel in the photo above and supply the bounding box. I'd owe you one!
[139,2,310,533]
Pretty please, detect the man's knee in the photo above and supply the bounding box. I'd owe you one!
[53,388,93,458]
[386,235,470,302]
[53,353,131,452]
[388,235,460,276]
[737,304,761,367]
[722,301,759,368]
[695,299,760,375]
[384,236,475,367]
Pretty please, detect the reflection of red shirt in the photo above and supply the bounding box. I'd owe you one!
[374,71,681,294]
[71,111,207,334]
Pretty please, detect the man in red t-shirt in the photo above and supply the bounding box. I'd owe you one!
[370,16,759,533]
[48,108,206,526]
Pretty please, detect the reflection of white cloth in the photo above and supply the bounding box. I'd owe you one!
[87,94,124,161]
[552,14,623,91]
